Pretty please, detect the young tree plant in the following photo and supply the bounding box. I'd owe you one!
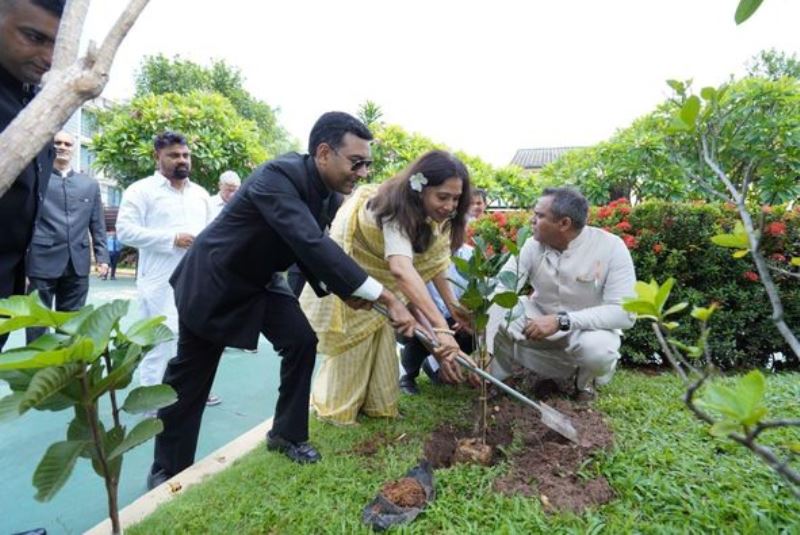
[0,293,176,534]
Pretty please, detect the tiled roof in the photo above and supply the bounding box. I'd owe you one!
[510,147,584,169]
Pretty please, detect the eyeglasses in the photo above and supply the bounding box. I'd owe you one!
[333,148,373,172]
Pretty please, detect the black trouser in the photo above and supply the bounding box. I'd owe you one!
[0,252,25,351]
[152,291,318,477]
[108,251,120,278]
[26,261,89,344]
[400,317,475,378]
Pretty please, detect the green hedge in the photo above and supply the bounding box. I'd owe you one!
[470,201,800,370]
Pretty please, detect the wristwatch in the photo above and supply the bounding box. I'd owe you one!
[557,312,571,331]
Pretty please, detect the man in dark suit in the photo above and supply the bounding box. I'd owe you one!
[26,130,109,343]
[0,0,64,350]
[148,112,415,489]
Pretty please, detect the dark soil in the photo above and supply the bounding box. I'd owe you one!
[380,477,427,508]
[423,375,616,513]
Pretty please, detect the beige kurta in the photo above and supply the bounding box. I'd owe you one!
[301,184,451,424]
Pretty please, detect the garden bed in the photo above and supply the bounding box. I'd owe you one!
[129,370,800,533]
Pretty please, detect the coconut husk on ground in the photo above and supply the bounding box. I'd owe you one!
[423,373,616,513]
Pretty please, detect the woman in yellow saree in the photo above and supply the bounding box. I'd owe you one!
[301,150,473,425]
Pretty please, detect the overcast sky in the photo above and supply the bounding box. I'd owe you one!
[82,0,800,166]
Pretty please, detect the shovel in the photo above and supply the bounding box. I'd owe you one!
[374,304,580,444]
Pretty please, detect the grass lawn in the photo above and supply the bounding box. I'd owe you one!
[129,370,800,534]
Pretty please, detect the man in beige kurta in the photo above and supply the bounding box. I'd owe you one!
[487,187,636,400]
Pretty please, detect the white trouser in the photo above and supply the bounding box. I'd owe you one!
[137,282,179,387]
[491,326,620,391]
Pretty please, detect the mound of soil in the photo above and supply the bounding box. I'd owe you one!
[380,477,427,508]
[423,377,615,513]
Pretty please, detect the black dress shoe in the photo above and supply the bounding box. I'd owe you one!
[146,465,171,490]
[399,374,419,395]
[266,432,321,464]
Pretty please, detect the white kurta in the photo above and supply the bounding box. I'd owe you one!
[487,226,637,390]
[116,173,212,386]
[209,193,226,220]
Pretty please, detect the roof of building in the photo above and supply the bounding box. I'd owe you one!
[510,146,585,169]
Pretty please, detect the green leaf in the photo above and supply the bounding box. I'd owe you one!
[501,238,518,256]
[666,79,685,94]
[125,316,175,347]
[633,280,659,303]
[699,383,743,420]
[89,344,143,398]
[108,418,164,460]
[737,370,767,425]
[735,0,764,24]
[451,257,471,278]
[0,316,47,335]
[19,363,82,414]
[516,226,531,250]
[654,278,675,313]
[0,392,24,422]
[710,233,749,249]
[691,304,719,322]
[497,270,518,291]
[732,249,750,259]
[58,305,96,335]
[78,300,130,358]
[0,345,75,371]
[459,285,485,311]
[679,95,701,127]
[492,291,519,309]
[622,299,659,319]
[710,420,741,437]
[791,257,800,267]
[121,384,177,414]
[700,86,717,101]
[663,302,688,317]
[33,440,87,502]
[663,321,680,330]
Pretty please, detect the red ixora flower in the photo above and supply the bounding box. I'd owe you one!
[617,206,631,216]
[743,271,759,282]
[653,243,664,254]
[491,211,508,227]
[770,253,787,262]
[597,206,613,219]
[615,220,632,232]
[766,221,786,237]
[622,234,638,249]
[485,244,495,257]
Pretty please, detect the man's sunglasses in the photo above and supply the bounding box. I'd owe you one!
[333,148,373,172]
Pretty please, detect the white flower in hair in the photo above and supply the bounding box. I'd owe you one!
[409,172,428,192]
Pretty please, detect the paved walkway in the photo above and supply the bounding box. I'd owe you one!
[1,277,282,534]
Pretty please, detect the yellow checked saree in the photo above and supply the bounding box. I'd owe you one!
[301,184,451,424]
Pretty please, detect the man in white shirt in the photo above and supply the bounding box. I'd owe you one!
[209,170,241,220]
[487,187,636,401]
[116,131,213,398]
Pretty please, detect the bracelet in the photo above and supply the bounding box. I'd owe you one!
[433,328,456,336]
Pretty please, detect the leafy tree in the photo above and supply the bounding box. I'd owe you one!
[538,74,800,206]
[135,55,297,156]
[747,49,800,80]
[362,105,534,208]
[92,91,267,191]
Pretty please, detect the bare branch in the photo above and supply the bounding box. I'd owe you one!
[0,0,151,199]
[652,323,688,382]
[51,0,91,71]
[766,264,800,279]
[93,0,151,73]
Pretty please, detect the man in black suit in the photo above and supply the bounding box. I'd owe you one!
[0,0,64,350]
[148,112,415,489]
[26,130,109,343]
